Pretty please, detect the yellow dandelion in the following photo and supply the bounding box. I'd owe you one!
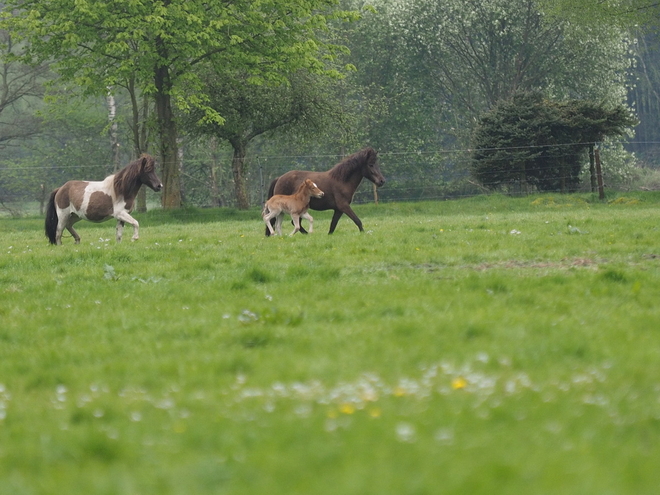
[393,386,406,397]
[368,408,381,418]
[339,403,355,415]
[451,377,467,390]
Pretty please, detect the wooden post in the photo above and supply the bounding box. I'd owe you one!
[594,145,605,200]
[39,184,46,216]
[373,183,379,205]
[588,144,596,193]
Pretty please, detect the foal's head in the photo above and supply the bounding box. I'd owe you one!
[303,178,324,198]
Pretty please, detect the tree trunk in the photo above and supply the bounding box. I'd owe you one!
[589,145,596,193]
[128,78,150,212]
[231,141,249,209]
[210,138,221,207]
[107,91,120,172]
[154,47,181,208]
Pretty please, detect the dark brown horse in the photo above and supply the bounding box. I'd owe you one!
[45,154,162,245]
[266,147,385,235]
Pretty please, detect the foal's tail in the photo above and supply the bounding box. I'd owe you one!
[265,177,279,237]
[45,188,59,245]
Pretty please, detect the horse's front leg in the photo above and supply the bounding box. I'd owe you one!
[330,204,362,234]
[115,211,140,242]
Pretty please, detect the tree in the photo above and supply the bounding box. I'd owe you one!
[471,92,637,192]
[2,0,360,208]
[183,69,341,209]
[0,28,46,147]
[542,0,660,28]
[337,0,631,152]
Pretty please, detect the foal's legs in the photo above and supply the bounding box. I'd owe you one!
[289,214,301,236]
[274,214,284,236]
[301,212,314,233]
[263,209,277,236]
[115,211,140,241]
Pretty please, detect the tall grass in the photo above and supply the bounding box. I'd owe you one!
[1,193,660,494]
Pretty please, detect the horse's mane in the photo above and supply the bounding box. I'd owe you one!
[328,147,376,181]
[114,154,155,196]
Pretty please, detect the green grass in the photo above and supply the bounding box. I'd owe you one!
[2,192,660,494]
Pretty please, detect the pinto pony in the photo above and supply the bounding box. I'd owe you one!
[266,147,385,235]
[45,154,163,245]
[262,179,324,236]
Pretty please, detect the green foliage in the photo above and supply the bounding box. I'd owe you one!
[471,92,637,192]
[2,0,359,109]
[2,195,660,492]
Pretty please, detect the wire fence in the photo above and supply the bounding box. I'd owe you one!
[2,143,659,216]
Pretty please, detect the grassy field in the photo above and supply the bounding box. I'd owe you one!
[2,192,660,494]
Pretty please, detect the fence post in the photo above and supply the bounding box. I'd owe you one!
[258,156,264,205]
[594,144,605,200]
[589,144,596,193]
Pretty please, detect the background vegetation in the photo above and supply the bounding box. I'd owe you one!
[2,194,660,493]
[2,0,660,214]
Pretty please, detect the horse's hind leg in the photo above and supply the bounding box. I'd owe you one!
[66,222,81,244]
[55,215,68,245]
[296,219,309,235]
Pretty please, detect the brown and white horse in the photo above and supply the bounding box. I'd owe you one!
[45,154,163,245]
[262,178,324,236]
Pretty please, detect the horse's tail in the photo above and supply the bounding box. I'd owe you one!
[267,177,278,200]
[45,189,59,245]
[265,177,279,237]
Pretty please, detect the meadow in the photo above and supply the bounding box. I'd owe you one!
[1,192,660,494]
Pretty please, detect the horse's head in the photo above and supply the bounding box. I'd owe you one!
[305,179,324,198]
[139,155,163,192]
[363,147,386,187]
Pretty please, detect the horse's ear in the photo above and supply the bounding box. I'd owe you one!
[140,156,148,169]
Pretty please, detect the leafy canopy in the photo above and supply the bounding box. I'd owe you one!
[2,0,360,121]
[471,92,637,192]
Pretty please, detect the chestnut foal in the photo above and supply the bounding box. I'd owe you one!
[262,179,324,236]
